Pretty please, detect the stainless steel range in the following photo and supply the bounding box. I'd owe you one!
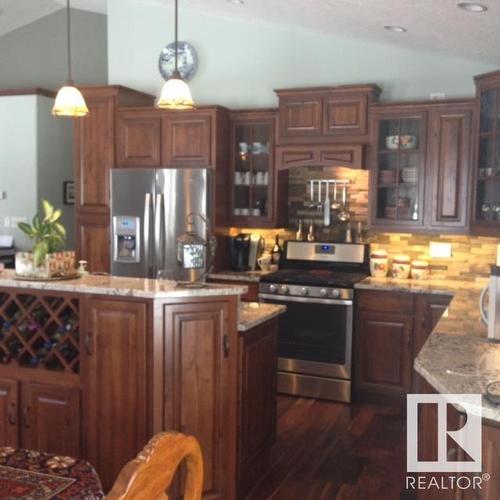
[258,241,369,402]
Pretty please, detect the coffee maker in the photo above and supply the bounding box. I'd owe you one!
[230,234,251,271]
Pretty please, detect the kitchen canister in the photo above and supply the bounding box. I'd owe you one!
[392,255,411,279]
[411,260,430,280]
[370,249,389,277]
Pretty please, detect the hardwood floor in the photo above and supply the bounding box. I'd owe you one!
[246,396,415,500]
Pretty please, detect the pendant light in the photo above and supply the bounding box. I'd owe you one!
[156,0,195,110]
[52,0,89,117]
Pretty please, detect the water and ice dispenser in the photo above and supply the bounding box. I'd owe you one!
[113,216,140,263]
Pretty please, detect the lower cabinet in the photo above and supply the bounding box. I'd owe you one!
[22,383,80,457]
[83,298,148,491]
[162,301,236,500]
[0,378,80,456]
[237,318,278,499]
[418,380,500,500]
[0,378,18,448]
[354,290,451,403]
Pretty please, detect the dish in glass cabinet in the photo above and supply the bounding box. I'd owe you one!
[158,41,199,81]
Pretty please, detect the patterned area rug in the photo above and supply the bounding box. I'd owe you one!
[0,465,75,499]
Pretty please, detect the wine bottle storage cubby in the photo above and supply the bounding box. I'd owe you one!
[0,292,80,373]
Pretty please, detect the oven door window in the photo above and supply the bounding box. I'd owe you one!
[266,299,349,365]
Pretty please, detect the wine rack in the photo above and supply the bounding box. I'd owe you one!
[0,292,80,374]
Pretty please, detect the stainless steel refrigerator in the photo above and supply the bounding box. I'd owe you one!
[110,168,211,280]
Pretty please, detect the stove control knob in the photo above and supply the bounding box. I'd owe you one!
[280,285,290,295]
[331,289,341,299]
[319,288,328,298]
[269,284,278,294]
[300,287,309,296]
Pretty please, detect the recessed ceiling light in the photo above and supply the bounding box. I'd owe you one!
[227,0,244,4]
[457,2,487,12]
[384,25,407,33]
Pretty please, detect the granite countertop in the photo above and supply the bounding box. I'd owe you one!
[209,270,271,283]
[357,276,500,421]
[238,302,286,332]
[356,276,488,337]
[0,270,247,299]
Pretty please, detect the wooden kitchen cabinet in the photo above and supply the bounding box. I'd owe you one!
[276,85,380,145]
[472,70,500,236]
[0,378,18,448]
[369,100,475,234]
[427,104,474,231]
[355,308,414,402]
[74,86,154,270]
[354,290,451,403]
[83,298,148,491]
[22,383,80,458]
[162,300,236,500]
[116,110,162,167]
[76,212,110,273]
[162,112,213,167]
[229,110,287,227]
[237,318,278,499]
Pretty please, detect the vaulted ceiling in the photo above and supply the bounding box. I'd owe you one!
[0,0,498,64]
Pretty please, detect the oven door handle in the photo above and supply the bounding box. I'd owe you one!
[259,293,353,306]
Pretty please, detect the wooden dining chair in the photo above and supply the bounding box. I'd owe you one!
[106,431,203,500]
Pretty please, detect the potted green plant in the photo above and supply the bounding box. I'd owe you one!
[15,200,75,278]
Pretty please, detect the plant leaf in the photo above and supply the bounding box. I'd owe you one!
[33,240,49,267]
[17,222,34,237]
[42,199,54,221]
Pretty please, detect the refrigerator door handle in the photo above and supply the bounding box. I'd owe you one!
[144,193,152,275]
[154,193,163,272]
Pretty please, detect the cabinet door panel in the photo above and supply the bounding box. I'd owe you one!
[76,213,110,273]
[116,111,161,167]
[279,96,323,139]
[22,383,80,457]
[84,299,148,491]
[163,302,233,500]
[74,95,115,213]
[162,114,212,166]
[355,310,413,400]
[428,108,472,229]
[323,95,367,137]
[0,379,18,448]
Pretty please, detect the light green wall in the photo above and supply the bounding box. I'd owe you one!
[0,95,74,251]
[0,96,38,250]
[0,8,107,90]
[108,0,497,108]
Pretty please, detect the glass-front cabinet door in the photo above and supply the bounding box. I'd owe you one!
[230,112,276,227]
[475,85,500,228]
[370,110,426,228]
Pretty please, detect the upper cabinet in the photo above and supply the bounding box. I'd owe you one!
[275,85,381,145]
[369,101,475,234]
[115,107,226,169]
[229,110,286,228]
[473,71,500,235]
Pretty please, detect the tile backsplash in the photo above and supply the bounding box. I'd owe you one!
[225,165,499,280]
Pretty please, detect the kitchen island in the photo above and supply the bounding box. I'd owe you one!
[0,270,283,499]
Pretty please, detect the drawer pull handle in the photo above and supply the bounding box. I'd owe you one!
[85,331,93,355]
[23,406,30,429]
[7,403,16,425]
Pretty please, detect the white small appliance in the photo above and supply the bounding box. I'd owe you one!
[480,266,500,341]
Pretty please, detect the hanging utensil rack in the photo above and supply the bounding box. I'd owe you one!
[303,180,350,209]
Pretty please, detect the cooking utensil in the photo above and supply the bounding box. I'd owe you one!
[317,180,322,213]
[304,180,316,208]
[331,181,341,211]
[307,221,315,241]
[338,184,350,222]
[323,181,331,227]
